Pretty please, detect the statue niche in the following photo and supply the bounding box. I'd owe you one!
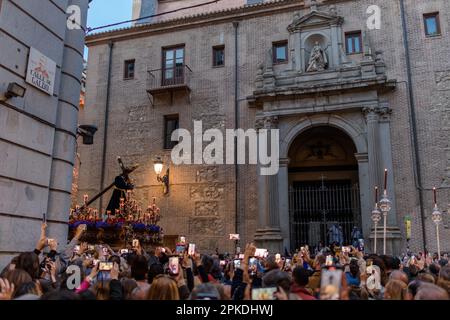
[306,41,328,72]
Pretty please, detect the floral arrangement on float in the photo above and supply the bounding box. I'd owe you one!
[68,192,164,245]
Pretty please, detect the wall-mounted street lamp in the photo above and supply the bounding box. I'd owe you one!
[77,125,98,145]
[154,156,169,194]
[2,82,26,101]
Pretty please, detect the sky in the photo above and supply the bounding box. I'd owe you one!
[85,0,133,57]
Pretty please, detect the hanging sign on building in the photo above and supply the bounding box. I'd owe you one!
[26,47,56,96]
[404,215,411,240]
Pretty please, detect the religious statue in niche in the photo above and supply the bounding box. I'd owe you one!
[307,41,328,72]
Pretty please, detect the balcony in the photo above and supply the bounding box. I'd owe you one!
[146,65,192,106]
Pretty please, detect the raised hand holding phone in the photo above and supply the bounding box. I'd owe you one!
[0,278,15,301]
[110,262,119,280]
[48,238,58,251]
[193,252,202,267]
[181,252,192,269]
[188,243,196,256]
[74,224,86,240]
[36,222,48,251]
[273,286,288,300]
[169,256,180,275]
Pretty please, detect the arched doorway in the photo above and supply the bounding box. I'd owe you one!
[288,126,362,250]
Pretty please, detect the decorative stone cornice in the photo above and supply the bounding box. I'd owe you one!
[255,116,279,130]
[287,8,343,33]
[362,106,392,121]
[264,116,279,129]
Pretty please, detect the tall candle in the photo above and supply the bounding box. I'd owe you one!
[383,169,388,192]
[375,186,378,204]
[433,187,437,206]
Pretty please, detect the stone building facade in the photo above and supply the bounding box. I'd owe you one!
[79,0,450,255]
[0,0,89,268]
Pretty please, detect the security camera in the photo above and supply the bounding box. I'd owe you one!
[77,125,98,145]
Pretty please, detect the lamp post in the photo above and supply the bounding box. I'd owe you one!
[371,187,381,254]
[431,187,442,260]
[154,157,169,194]
[379,169,392,255]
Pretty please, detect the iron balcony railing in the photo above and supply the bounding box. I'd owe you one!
[147,65,193,91]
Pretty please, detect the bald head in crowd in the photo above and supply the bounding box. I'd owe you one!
[414,283,449,300]
[389,270,408,285]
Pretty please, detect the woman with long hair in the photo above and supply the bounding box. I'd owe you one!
[146,274,179,300]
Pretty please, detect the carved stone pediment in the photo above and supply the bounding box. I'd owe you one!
[288,11,343,32]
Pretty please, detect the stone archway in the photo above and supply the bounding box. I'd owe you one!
[276,114,371,251]
[287,126,362,250]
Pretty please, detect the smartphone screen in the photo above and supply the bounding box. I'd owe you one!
[325,255,334,266]
[252,287,277,300]
[254,248,267,258]
[342,246,350,253]
[320,268,343,300]
[275,253,281,263]
[249,257,257,275]
[169,257,179,275]
[132,239,139,247]
[176,244,185,254]
[233,259,241,269]
[99,262,113,271]
[188,243,196,256]
[285,259,292,269]
[220,260,226,266]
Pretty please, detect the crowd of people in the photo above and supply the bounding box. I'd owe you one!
[0,223,449,301]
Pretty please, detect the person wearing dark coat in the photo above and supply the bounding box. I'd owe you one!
[106,174,134,214]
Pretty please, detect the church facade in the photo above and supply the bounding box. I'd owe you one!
[78,0,450,255]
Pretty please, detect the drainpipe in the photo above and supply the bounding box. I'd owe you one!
[399,0,427,252]
[233,21,240,247]
[99,41,114,212]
